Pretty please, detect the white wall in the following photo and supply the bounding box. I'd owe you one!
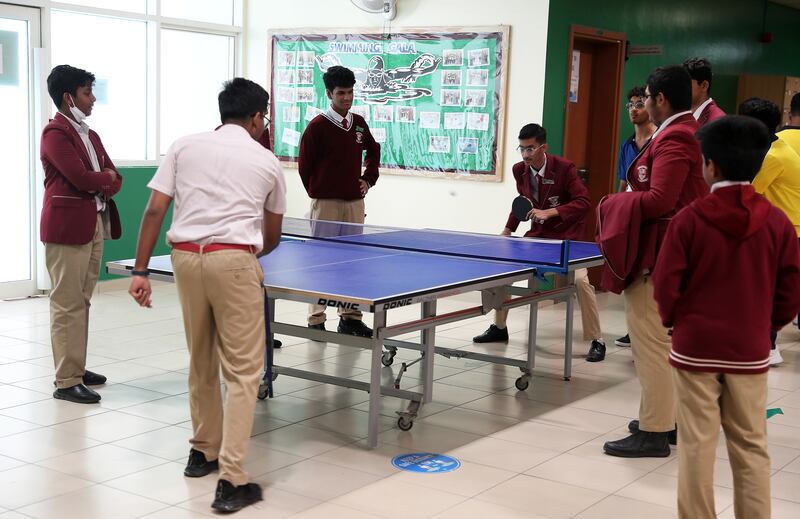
[244,0,550,234]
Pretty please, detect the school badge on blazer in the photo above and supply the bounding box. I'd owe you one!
[547,196,560,207]
[637,165,649,182]
[355,126,364,144]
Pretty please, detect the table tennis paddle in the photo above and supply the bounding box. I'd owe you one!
[512,195,533,221]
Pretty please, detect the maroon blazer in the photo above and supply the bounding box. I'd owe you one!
[696,99,726,127]
[505,155,591,240]
[40,113,123,244]
[624,112,708,274]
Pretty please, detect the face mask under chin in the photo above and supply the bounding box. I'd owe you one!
[68,94,88,123]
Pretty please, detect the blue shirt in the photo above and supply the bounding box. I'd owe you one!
[618,134,640,181]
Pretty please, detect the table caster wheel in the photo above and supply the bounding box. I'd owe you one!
[381,351,396,367]
[515,377,530,391]
[257,383,268,400]
[397,417,413,431]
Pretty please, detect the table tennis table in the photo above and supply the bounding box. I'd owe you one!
[107,217,603,447]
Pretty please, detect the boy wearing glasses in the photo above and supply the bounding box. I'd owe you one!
[474,124,607,363]
[129,78,286,513]
[613,86,657,348]
[653,115,800,518]
[618,86,657,193]
[599,65,708,458]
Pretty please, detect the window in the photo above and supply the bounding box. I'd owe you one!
[45,2,242,162]
[54,1,147,13]
[0,14,33,285]
[50,10,148,160]
[160,29,234,151]
[160,0,235,25]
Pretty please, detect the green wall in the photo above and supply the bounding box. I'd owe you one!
[100,166,172,280]
[543,0,800,156]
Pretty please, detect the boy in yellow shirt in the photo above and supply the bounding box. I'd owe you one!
[740,97,800,365]
[778,92,800,156]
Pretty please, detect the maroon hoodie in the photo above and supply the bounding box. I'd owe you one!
[653,184,800,374]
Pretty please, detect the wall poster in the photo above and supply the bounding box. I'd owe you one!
[268,26,510,181]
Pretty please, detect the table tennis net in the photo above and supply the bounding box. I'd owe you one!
[281,217,577,269]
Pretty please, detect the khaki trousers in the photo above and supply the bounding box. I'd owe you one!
[308,198,366,325]
[673,369,770,519]
[625,275,675,431]
[172,249,265,486]
[45,214,104,388]
[494,268,602,341]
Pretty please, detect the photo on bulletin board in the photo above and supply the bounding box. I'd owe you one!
[268,26,510,182]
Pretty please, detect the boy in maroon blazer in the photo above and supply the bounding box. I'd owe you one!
[684,57,726,127]
[41,65,122,404]
[473,123,607,363]
[601,65,708,458]
[653,115,800,518]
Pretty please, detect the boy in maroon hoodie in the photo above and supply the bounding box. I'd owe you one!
[652,115,800,519]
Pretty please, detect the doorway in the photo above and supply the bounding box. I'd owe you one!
[562,25,626,286]
[0,3,40,299]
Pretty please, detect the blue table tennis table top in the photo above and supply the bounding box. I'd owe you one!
[112,219,602,308]
[281,218,602,269]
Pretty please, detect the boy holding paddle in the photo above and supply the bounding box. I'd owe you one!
[473,124,607,362]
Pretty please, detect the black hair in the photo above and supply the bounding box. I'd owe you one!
[695,115,770,182]
[646,65,692,112]
[323,66,356,91]
[218,78,269,122]
[738,97,780,136]
[683,57,713,95]
[627,85,646,100]
[518,123,547,143]
[790,92,800,116]
[47,65,95,108]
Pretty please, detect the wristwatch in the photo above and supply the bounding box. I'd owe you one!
[131,269,150,277]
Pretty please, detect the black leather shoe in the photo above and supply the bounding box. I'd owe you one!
[83,370,107,386]
[604,430,671,458]
[53,383,101,404]
[184,448,219,478]
[586,340,606,362]
[211,479,263,513]
[614,334,631,347]
[308,322,326,331]
[53,370,108,388]
[473,324,509,343]
[628,419,677,445]
[337,318,373,338]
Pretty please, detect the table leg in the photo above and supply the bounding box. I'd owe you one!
[368,311,387,448]
[563,271,575,381]
[517,276,538,391]
[421,301,436,403]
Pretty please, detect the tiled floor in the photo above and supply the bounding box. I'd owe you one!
[1,279,799,518]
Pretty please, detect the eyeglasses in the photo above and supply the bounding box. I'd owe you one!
[254,112,270,125]
[626,101,646,110]
[516,143,545,154]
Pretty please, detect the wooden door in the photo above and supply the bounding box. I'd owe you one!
[562,25,626,286]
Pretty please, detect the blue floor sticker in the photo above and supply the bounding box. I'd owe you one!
[391,453,461,474]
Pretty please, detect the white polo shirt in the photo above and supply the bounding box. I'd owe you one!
[148,124,287,248]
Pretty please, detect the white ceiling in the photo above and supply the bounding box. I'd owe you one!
[771,0,800,10]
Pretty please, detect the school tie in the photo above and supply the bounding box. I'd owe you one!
[342,118,348,130]
[531,173,539,202]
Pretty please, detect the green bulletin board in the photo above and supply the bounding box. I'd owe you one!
[269,27,509,181]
